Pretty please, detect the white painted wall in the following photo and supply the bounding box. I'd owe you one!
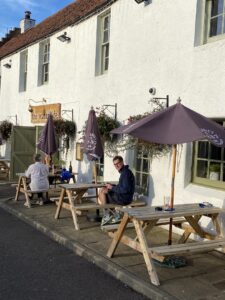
[0,0,225,217]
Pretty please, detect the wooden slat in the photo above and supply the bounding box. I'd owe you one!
[150,238,225,256]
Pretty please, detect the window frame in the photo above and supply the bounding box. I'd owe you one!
[135,145,151,196]
[95,10,111,75]
[19,50,28,92]
[192,120,225,190]
[205,0,225,43]
[96,156,104,182]
[42,41,50,84]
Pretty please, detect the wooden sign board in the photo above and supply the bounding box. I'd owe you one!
[31,103,61,123]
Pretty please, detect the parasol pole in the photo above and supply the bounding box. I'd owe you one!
[168,144,177,245]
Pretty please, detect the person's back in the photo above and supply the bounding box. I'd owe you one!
[26,154,49,191]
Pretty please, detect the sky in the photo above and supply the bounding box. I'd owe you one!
[0,0,74,39]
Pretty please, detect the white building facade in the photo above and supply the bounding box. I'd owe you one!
[0,0,225,219]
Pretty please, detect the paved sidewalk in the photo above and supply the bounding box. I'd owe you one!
[1,183,225,300]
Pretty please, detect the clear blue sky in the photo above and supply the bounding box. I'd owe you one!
[0,0,74,39]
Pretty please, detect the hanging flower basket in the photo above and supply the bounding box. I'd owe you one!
[0,120,13,141]
[96,110,120,142]
[53,119,76,139]
[105,99,170,157]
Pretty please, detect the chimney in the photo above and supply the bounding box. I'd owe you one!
[20,11,35,33]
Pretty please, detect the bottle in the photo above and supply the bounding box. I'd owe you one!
[69,161,73,173]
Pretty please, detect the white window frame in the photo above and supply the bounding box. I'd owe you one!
[42,41,50,84]
[205,0,225,42]
[135,145,151,196]
[38,40,50,85]
[95,10,111,75]
[192,120,225,190]
[19,50,28,92]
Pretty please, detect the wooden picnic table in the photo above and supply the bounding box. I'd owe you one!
[14,172,63,207]
[106,203,225,286]
[54,183,106,230]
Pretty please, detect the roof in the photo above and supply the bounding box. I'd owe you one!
[0,0,113,60]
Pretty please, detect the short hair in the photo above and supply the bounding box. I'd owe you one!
[113,155,123,163]
[34,153,42,162]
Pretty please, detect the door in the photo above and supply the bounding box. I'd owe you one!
[10,126,42,180]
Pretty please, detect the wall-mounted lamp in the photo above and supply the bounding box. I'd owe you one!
[3,60,12,69]
[57,32,71,42]
[28,98,47,113]
[134,0,151,4]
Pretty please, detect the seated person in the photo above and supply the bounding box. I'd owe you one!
[98,155,135,225]
[25,153,49,205]
[61,168,72,183]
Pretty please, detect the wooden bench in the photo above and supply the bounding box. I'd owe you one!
[102,216,186,232]
[149,238,225,260]
[55,199,146,215]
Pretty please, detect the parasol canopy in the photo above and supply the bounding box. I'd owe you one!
[83,107,104,162]
[112,101,225,147]
[111,100,225,244]
[37,114,58,156]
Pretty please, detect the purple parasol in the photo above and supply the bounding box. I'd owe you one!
[112,99,225,244]
[112,101,225,147]
[37,114,58,155]
[83,108,104,162]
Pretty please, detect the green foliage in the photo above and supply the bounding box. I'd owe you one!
[0,120,13,140]
[105,99,170,158]
[53,119,76,138]
[97,111,120,141]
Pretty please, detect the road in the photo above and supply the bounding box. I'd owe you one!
[0,207,147,300]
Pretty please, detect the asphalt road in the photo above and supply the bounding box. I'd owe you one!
[0,207,147,300]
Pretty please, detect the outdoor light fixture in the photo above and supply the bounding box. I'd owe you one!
[28,98,47,113]
[57,32,71,42]
[3,60,12,69]
[134,0,151,4]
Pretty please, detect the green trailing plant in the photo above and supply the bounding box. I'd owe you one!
[104,98,170,158]
[0,120,13,140]
[96,108,120,142]
[79,107,120,149]
[53,119,76,153]
[53,119,76,138]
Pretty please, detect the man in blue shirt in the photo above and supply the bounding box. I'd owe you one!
[98,155,135,225]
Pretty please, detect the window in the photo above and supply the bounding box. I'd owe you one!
[135,146,151,195]
[193,121,225,189]
[205,0,225,41]
[38,40,50,85]
[19,50,28,92]
[95,11,110,75]
[96,156,104,182]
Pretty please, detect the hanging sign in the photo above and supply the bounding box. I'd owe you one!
[31,103,61,123]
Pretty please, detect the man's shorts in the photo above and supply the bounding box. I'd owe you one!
[106,190,132,206]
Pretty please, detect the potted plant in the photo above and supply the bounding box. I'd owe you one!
[0,120,13,141]
[209,163,220,181]
[53,119,76,152]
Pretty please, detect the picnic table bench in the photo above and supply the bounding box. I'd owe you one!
[106,203,225,286]
[14,173,61,208]
[54,183,146,230]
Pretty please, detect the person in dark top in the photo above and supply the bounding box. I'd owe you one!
[98,155,135,225]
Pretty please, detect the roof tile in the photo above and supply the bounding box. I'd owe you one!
[0,0,111,59]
